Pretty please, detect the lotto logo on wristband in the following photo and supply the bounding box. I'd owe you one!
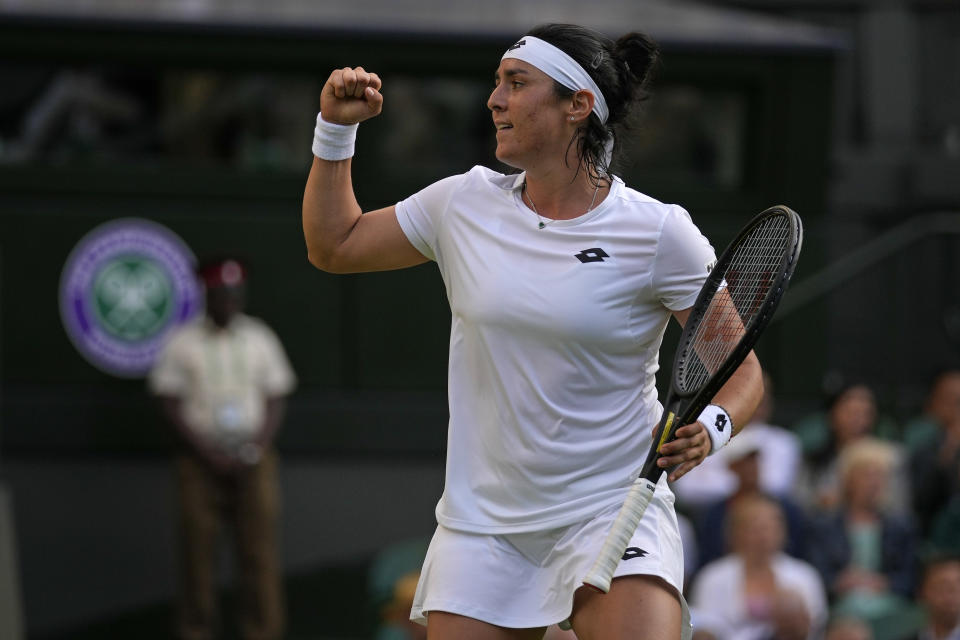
[699,404,732,453]
[715,414,727,431]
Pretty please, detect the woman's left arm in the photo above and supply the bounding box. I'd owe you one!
[654,307,764,482]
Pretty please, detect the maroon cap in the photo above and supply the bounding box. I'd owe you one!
[197,259,246,288]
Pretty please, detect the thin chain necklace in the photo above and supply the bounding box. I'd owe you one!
[523,180,602,229]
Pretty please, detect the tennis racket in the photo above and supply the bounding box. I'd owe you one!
[582,204,803,593]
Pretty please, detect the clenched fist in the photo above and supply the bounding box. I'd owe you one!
[320,66,383,125]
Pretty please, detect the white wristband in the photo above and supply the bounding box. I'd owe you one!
[698,404,733,454]
[312,112,358,161]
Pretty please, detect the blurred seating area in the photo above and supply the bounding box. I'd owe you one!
[676,370,960,640]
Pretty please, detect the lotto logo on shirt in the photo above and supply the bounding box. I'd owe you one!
[59,218,201,378]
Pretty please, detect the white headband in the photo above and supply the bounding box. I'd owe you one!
[502,36,609,124]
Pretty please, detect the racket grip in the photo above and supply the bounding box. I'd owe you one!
[582,477,657,593]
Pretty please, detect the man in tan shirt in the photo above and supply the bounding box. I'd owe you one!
[150,258,296,640]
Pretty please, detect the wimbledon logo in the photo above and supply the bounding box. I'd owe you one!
[59,218,201,377]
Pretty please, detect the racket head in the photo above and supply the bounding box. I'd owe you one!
[671,205,803,422]
[598,206,802,593]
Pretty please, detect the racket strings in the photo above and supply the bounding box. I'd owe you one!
[679,215,792,392]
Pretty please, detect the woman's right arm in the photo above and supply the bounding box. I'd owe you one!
[303,67,428,274]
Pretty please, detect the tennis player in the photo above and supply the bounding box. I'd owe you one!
[302,23,763,640]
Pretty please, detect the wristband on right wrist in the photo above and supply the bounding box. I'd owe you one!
[698,404,733,455]
[312,112,358,161]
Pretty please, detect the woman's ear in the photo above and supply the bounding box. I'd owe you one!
[568,90,595,123]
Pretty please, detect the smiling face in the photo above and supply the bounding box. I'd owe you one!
[487,58,573,170]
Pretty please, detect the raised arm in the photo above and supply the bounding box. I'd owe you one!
[303,67,428,274]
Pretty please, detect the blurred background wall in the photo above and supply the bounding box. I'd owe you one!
[0,0,957,638]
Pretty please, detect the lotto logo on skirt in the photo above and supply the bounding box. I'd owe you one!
[59,218,201,377]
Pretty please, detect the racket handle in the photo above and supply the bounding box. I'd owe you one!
[582,476,657,593]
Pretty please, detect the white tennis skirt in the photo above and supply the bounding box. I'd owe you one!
[410,490,692,638]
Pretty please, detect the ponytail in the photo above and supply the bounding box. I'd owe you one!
[613,32,661,108]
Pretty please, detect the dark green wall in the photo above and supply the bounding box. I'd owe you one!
[0,18,835,454]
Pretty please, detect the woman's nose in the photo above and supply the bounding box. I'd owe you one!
[487,84,505,112]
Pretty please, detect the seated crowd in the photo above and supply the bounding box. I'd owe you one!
[674,369,960,640]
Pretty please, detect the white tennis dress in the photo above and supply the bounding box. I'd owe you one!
[395,166,715,633]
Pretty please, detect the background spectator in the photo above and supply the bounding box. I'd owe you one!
[806,439,923,640]
[694,429,808,569]
[911,554,960,640]
[149,258,297,640]
[909,369,960,536]
[368,537,429,640]
[795,382,909,513]
[917,555,960,640]
[902,369,960,456]
[690,495,827,639]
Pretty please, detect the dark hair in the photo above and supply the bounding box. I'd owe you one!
[805,375,876,468]
[818,370,872,411]
[825,381,873,413]
[917,552,960,593]
[526,23,661,182]
[926,364,960,393]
